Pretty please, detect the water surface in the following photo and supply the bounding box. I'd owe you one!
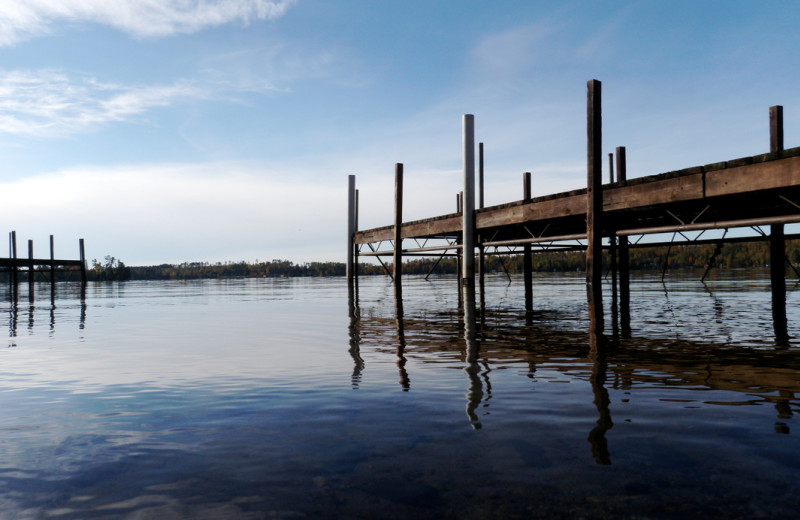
[0,271,798,519]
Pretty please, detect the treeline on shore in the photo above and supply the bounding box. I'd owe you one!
[83,239,800,281]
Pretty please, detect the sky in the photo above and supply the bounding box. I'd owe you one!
[1,1,799,266]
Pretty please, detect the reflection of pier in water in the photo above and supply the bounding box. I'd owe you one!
[4,284,87,347]
[348,287,799,463]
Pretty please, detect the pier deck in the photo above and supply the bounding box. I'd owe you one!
[354,148,800,254]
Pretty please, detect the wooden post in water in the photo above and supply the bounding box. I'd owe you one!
[586,79,604,334]
[27,240,34,299]
[393,163,404,293]
[769,105,788,342]
[355,189,359,283]
[457,192,463,291]
[478,142,485,301]
[616,146,631,335]
[346,175,356,285]
[49,235,56,299]
[462,114,476,287]
[49,235,55,286]
[79,238,87,287]
[523,171,533,316]
[11,231,18,288]
[608,153,618,336]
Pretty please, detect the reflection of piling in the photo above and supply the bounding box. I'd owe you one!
[586,79,604,333]
[588,339,613,465]
[462,284,482,429]
[394,287,409,390]
[348,280,364,389]
[770,106,788,343]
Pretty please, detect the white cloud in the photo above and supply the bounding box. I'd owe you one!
[0,69,208,136]
[0,0,297,46]
[0,161,350,265]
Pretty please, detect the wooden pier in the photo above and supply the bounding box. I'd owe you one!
[2,231,88,292]
[347,79,799,340]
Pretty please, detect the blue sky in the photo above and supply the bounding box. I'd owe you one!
[1,1,799,265]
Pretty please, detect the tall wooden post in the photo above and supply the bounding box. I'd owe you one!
[355,189,359,283]
[49,235,55,286]
[11,231,18,288]
[79,238,87,287]
[586,80,604,334]
[523,171,533,315]
[608,153,618,337]
[462,114,476,287]
[347,177,359,305]
[393,163,403,292]
[616,146,631,335]
[27,240,34,300]
[770,105,788,342]
[478,142,485,302]
[347,175,356,284]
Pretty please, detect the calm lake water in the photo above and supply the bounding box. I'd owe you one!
[0,271,798,519]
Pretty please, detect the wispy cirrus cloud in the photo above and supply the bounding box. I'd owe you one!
[0,69,209,136]
[0,0,297,46]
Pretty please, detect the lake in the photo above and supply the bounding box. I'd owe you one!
[0,270,798,519]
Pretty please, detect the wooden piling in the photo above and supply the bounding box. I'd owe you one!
[11,231,18,287]
[355,189,359,283]
[393,163,403,290]
[616,146,631,335]
[769,106,788,342]
[523,172,533,315]
[771,105,784,155]
[49,235,55,285]
[462,114,476,286]
[608,153,618,336]
[478,142,485,301]
[79,238,87,286]
[347,175,356,284]
[586,80,603,333]
[28,240,34,287]
[457,191,463,291]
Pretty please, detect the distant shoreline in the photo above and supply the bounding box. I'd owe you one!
[86,239,800,281]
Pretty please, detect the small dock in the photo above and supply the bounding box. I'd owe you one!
[347,79,799,340]
[1,232,88,296]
